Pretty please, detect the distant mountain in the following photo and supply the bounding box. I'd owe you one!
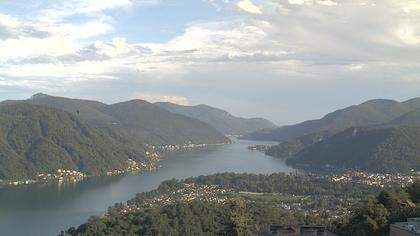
[287,126,420,173]
[245,98,420,142]
[102,100,230,145]
[155,102,276,135]
[0,103,149,180]
[25,94,229,145]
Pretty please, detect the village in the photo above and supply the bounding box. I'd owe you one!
[147,143,209,152]
[0,152,161,187]
[328,170,419,188]
[119,183,231,214]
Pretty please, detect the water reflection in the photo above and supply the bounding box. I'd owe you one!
[0,138,297,236]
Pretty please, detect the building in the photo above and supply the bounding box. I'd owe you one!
[267,224,337,236]
[390,218,420,236]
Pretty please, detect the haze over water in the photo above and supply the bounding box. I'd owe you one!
[0,138,298,236]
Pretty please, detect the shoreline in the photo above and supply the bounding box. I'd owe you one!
[0,141,231,188]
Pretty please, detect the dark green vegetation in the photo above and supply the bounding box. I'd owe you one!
[0,94,234,181]
[25,93,229,145]
[65,200,313,236]
[258,97,420,173]
[64,172,379,235]
[156,102,276,135]
[183,172,377,197]
[266,130,332,158]
[0,103,149,180]
[286,126,420,173]
[335,180,420,236]
[246,98,420,142]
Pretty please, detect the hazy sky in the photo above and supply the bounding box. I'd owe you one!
[1,0,420,125]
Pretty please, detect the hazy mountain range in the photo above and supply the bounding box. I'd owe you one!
[245,98,420,141]
[155,102,276,135]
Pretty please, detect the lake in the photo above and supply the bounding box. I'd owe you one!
[0,138,298,236]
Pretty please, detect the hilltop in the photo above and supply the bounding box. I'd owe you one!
[155,102,276,135]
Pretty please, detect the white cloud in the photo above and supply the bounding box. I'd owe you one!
[288,0,312,5]
[317,0,338,7]
[131,92,188,105]
[395,24,420,45]
[38,0,132,22]
[237,0,262,14]
[397,1,420,14]
[288,0,338,6]
[346,64,366,71]
[0,13,115,60]
[0,14,19,28]
[0,36,77,60]
[2,0,420,105]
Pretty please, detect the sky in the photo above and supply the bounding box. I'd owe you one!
[0,0,420,125]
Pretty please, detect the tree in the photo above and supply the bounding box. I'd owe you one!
[226,199,253,236]
[406,179,420,203]
[341,197,389,236]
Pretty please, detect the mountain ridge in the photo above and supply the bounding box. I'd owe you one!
[22,94,229,145]
[244,97,420,142]
[155,102,276,135]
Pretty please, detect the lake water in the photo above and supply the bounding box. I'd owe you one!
[0,138,298,236]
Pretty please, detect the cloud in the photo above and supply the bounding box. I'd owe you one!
[38,0,132,22]
[288,0,338,6]
[346,64,366,71]
[395,24,420,45]
[131,92,188,105]
[2,0,420,123]
[237,0,262,14]
[288,0,312,5]
[316,0,338,6]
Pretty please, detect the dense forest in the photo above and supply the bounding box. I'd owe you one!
[0,93,235,180]
[244,97,420,142]
[63,172,380,235]
[0,102,150,180]
[265,130,332,158]
[334,180,420,235]
[251,97,420,173]
[287,126,420,173]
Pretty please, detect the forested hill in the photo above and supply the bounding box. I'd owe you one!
[0,103,150,181]
[244,98,420,142]
[155,102,276,135]
[64,172,378,236]
[23,93,229,145]
[287,126,420,173]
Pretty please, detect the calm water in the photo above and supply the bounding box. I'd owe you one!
[0,138,298,236]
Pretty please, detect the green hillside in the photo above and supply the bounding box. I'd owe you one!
[0,103,149,181]
[266,130,332,158]
[287,126,420,173]
[26,94,229,145]
[103,100,230,145]
[63,172,378,236]
[156,102,276,135]
[245,98,420,142]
